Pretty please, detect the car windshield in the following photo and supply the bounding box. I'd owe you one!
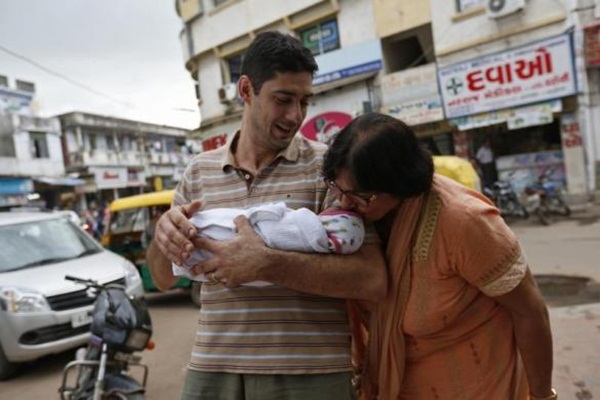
[0,217,102,273]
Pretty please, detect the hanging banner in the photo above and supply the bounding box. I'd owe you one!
[438,33,577,119]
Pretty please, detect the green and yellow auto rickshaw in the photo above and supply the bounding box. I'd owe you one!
[101,190,201,305]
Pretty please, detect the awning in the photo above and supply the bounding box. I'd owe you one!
[34,176,86,186]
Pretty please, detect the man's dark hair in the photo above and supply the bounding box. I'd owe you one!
[323,113,434,199]
[241,31,318,94]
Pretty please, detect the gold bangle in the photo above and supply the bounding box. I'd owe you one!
[530,388,557,400]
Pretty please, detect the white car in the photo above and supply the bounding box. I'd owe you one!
[0,211,144,380]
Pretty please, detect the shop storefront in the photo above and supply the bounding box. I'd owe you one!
[437,32,586,195]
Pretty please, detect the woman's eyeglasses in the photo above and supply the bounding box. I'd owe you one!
[325,179,377,207]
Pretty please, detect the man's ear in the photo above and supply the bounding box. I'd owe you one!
[238,76,253,104]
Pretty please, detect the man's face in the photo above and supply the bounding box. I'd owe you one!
[244,71,313,151]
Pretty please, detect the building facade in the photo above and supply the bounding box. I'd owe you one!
[431,0,600,200]
[0,76,67,209]
[58,112,192,211]
[176,0,600,201]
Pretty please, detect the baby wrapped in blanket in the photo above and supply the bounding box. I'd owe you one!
[172,202,365,286]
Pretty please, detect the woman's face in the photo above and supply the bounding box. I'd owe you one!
[330,170,402,222]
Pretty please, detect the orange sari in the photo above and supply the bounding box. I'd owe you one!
[351,175,529,400]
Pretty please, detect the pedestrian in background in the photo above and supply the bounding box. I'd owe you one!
[476,136,498,189]
[147,31,387,400]
[323,113,556,400]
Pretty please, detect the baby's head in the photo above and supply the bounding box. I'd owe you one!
[318,209,365,254]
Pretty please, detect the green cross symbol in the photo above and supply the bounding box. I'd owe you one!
[446,77,463,96]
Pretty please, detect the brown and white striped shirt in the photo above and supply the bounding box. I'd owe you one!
[174,132,353,375]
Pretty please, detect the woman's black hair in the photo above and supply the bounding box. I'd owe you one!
[322,113,434,199]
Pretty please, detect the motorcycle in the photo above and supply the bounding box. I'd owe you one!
[483,175,529,219]
[533,167,571,217]
[59,275,153,400]
[522,186,551,226]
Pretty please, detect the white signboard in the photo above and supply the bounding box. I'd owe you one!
[91,167,128,189]
[382,98,444,126]
[381,64,439,105]
[451,99,561,131]
[438,33,577,119]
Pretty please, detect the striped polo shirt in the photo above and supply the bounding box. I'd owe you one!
[174,132,353,375]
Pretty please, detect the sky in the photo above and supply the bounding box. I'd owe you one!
[0,1,200,130]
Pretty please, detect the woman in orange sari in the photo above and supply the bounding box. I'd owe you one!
[322,113,556,400]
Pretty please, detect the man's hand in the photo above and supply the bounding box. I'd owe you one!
[191,215,266,287]
[190,213,387,301]
[154,200,202,265]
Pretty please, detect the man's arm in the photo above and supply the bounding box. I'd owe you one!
[146,239,178,291]
[261,242,387,301]
[192,216,388,302]
[147,201,202,291]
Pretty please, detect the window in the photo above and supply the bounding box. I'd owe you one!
[0,135,15,157]
[16,80,35,93]
[165,137,177,153]
[106,135,116,151]
[30,132,49,159]
[299,19,340,56]
[457,0,485,12]
[225,53,243,84]
[121,136,132,151]
[88,133,97,150]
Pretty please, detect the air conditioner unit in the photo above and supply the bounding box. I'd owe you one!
[218,83,238,105]
[486,0,525,19]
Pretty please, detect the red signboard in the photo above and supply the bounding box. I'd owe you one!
[202,133,228,151]
[584,22,600,67]
[300,111,352,145]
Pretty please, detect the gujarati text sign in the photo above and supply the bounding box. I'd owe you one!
[438,33,577,119]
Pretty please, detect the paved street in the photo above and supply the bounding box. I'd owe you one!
[0,206,598,399]
[509,204,600,400]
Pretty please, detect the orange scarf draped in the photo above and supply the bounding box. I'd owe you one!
[349,191,430,400]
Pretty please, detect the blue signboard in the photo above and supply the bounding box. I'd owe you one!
[314,60,383,85]
[313,39,383,86]
[0,178,33,195]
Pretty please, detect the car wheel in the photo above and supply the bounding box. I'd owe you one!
[0,343,19,380]
[190,282,202,308]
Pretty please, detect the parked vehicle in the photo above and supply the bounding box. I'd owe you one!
[59,275,152,400]
[0,211,143,380]
[532,167,571,217]
[483,175,529,219]
[102,191,201,306]
[523,186,551,226]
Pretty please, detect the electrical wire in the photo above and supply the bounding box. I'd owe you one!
[0,43,199,115]
[0,43,136,109]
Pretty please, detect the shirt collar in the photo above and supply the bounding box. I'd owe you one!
[220,131,302,171]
